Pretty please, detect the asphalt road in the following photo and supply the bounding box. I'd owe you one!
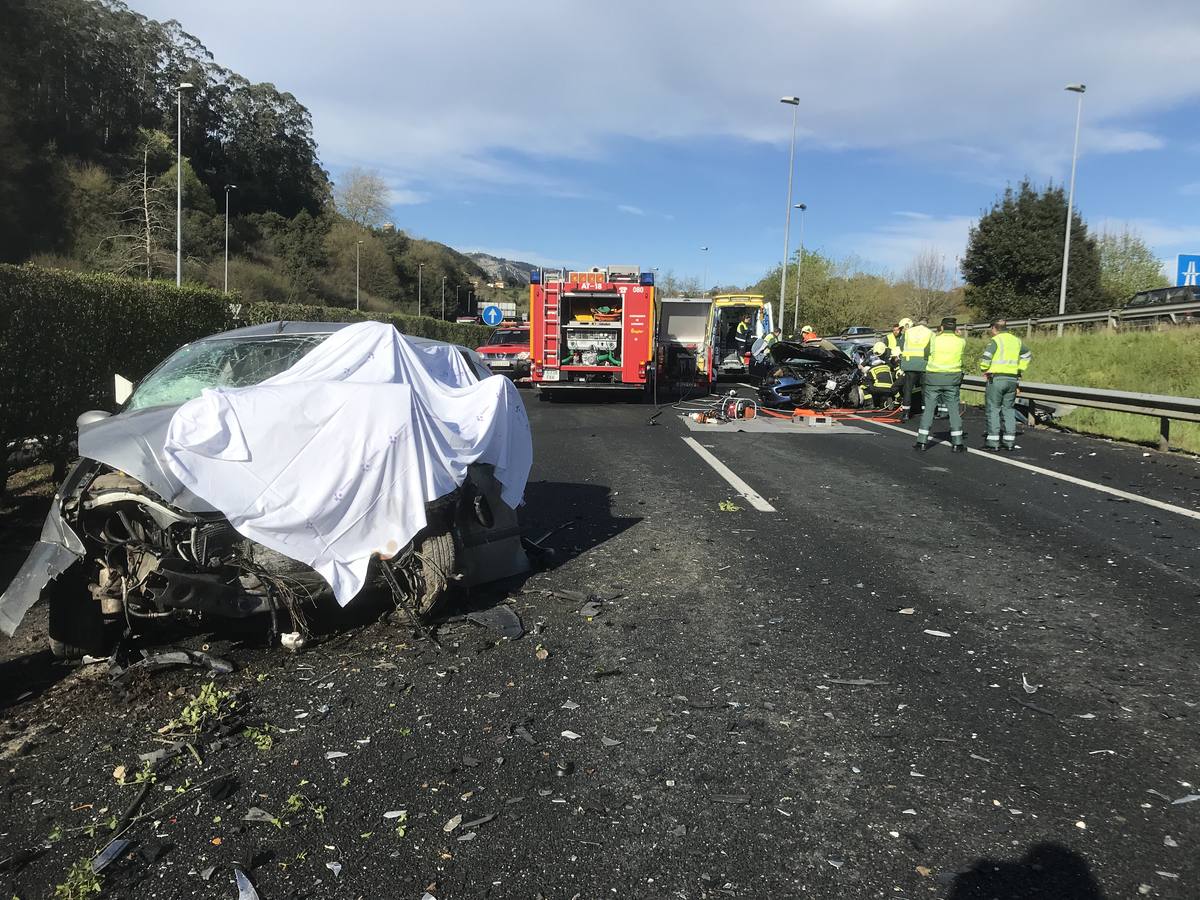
[2,392,1198,899]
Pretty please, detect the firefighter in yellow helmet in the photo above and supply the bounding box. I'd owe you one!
[861,341,899,409]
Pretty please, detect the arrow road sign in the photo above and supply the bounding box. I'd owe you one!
[482,305,504,326]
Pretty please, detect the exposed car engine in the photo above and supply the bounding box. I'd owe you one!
[756,340,863,410]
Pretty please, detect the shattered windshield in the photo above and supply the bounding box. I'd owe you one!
[127,335,330,410]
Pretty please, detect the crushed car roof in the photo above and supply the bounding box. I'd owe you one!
[768,340,855,369]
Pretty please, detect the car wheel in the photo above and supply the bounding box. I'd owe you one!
[415,530,456,616]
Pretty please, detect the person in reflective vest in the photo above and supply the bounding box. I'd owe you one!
[980,319,1032,451]
[862,342,898,408]
[898,316,931,420]
[762,327,781,350]
[913,317,966,452]
[885,322,904,366]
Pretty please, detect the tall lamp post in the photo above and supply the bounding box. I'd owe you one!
[441,275,447,320]
[355,240,363,311]
[456,285,463,313]
[792,202,807,333]
[700,246,709,294]
[223,184,237,294]
[1057,83,1086,336]
[417,263,424,316]
[175,81,194,286]
[778,96,801,320]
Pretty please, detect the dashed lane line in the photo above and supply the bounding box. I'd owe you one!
[681,436,777,512]
[859,418,1200,523]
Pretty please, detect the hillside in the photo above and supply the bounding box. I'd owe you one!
[466,252,540,287]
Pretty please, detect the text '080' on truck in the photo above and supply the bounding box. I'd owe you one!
[530,265,655,400]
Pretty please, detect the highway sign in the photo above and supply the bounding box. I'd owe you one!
[1177,254,1200,287]
[482,305,504,326]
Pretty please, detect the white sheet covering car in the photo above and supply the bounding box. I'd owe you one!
[162,321,532,605]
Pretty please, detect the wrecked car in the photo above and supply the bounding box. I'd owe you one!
[0,321,532,658]
[756,339,864,410]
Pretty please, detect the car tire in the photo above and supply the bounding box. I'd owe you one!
[415,530,456,616]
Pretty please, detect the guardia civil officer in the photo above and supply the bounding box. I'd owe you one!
[898,316,932,420]
[979,319,1031,451]
[913,317,966,453]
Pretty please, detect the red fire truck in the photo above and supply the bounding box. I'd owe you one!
[530,265,655,400]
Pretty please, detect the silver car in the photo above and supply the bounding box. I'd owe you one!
[0,322,528,657]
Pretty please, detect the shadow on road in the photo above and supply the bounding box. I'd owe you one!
[518,479,641,570]
[947,842,1105,900]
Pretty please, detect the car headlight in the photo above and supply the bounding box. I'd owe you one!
[516,352,530,360]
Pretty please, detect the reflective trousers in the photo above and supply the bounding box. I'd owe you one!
[915,376,963,446]
[984,374,1019,448]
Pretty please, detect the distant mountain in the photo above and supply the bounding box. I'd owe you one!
[466,252,540,287]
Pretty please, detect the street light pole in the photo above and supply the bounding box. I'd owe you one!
[175,82,194,286]
[1058,83,1086,336]
[778,96,801,321]
[355,240,363,311]
[792,203,807,333]
[441,276,447,320]
[418,263,424,317]
[700,246,709,294]
[223,184,237,294]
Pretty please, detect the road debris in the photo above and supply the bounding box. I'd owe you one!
[578,600,602,618]
[235,868,261,900]
[90,838,131,874]
[561,730,581,740]
[827,678,889,686]
[601,736,622,747]
[325,750,349,760]
[467,605,525,639]
[1021,673,1041,694]
[1171,794,1200,805]
[325,861,342,877]
[444,814,463,832]
[898,608,915,615]
[923,629,952,638]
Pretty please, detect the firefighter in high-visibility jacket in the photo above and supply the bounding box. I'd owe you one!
[861,342,899,408]
[913,317,966,452]
[897,316,931,419]
[979,319,1032,451]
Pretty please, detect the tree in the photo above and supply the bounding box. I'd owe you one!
[962,180,1101,319]
[900,247,959,322]
[1097,227,1167,307]
[334,167,390,228]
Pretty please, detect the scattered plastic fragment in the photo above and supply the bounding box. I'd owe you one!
[916,866,932,877]
[281,632,306,652]
[534,647,549,661]
[578,601,602,618]
[466,605,525,640]
[826,857,844,869]
[1164,835,1178,848]
[601,737,622,747]
[1021,674,1040,694]
[443,814,462,832]
[969,754,992,764]
[513,725,536,745]
[199,865,216,881]
[555,759,574,777]
[1075,820,1087,829]
[462,814,495,828]
[1171,794,1200,805]
[561,700,580,710]
[384,810,406,819]
[561,730,581,740]
[325,751,348,760]
[243,807,278,825]
[1076,713,1096,719]
[90,838,131,874]
[827,678,889,686]
[923,630,951,638]
[898,608,915,615]
[326,862,342,877]
[457,831,476,842]
[235,868,261,900]
[1157,871,1179,879]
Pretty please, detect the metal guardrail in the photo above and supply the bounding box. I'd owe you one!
[959,300,1200,334]
[959,376,1200,450]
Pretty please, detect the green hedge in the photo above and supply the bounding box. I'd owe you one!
[0,264,493,478]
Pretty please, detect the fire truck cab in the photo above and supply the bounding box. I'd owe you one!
[530,265,655,400]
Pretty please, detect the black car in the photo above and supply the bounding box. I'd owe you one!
[757,340,863,410]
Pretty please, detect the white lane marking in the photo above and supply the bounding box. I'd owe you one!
[681,437,777,512]
[859,419,1200,522]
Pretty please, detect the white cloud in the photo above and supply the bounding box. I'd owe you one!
[387,187,429,206]
[128,0,1200,193]
[843,213,977,276]
[1180,182,1200,196]
[617,204,646,216]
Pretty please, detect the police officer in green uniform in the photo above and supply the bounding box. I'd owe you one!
[898,316,932,420]
[913,317,966,452]
[980,319,1032,451]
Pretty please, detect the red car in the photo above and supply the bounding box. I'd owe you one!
[475,325,531,382]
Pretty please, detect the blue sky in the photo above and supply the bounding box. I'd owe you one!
[134,0,1200,287]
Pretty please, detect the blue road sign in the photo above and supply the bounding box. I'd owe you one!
[482,305,504,326]
[1178,255,1200,287]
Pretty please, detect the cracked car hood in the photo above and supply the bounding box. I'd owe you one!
[767,340,855,371]
[78,405,219,513]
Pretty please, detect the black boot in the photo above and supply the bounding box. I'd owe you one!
[951,444,967,453]
[912,442,927,452]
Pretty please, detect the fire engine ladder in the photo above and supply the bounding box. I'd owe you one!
[541,273,563,367]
